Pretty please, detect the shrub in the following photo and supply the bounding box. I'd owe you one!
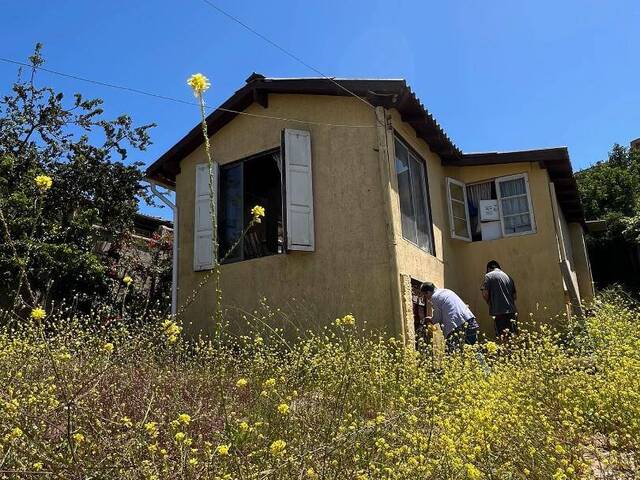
[0,298,638,479]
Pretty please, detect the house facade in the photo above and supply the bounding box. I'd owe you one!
[146,74,594,343]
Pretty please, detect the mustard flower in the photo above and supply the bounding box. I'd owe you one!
[251,205,266,223]
[239,421,249,432]
[145,422,158,437]
[277,403,290,415]
[178,413,191,425]
[33,462,43,471]
[236,378,248,388]
[263,378,276,389]
[72,432,85,444]
[269,439,286,456]
[188,458,198,466]
[174,432,186,443]
[485,341,498,354]
[306,468,318,479]
[336,313,356,326]
[102,342,114,354]
[121,416,133,428]
[30,306,46,322]
[216,444,230,456]
[465,463,482,480]
[122,275,133,286]
[34,174,53,192]
[187,73,211,95]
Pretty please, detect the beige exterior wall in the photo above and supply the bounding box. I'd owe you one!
[175,94,397,335]
[172,93,592,341]
[568,222,595,304]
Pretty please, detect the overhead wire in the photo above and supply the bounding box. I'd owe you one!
[0,57,376,129]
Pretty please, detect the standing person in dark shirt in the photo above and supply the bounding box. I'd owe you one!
[481,260,518,338]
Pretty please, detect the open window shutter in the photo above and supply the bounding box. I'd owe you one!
[446,177,471,241]
[284,129,315,251]
[194,162,218,270]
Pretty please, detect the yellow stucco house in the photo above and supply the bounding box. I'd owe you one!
[146,74,594,343]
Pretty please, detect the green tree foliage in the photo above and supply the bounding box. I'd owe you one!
[0,45,156,310]
[576,143,640,290]
[576,143,640,241]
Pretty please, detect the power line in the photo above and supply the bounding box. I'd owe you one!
[198,0,378,114]
[0,57,375,129]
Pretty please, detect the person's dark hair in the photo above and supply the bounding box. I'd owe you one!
[420,282,436,293]
[486,260,501,272]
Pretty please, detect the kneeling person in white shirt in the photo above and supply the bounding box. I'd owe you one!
[420,282,479,352]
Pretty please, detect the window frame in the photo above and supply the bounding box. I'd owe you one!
[495,173,537,237]
[446,177,472,241]
[217,146,283,264]
[393,133,436,256]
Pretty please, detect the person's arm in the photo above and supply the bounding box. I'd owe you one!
[481,275,490,304]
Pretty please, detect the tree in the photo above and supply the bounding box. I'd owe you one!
[575,143,640,290]
[0,45,156,312]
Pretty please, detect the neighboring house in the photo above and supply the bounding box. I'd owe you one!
[145,74,594,343]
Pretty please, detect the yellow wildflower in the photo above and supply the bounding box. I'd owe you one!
[270,439,286,456]
[72,432,85,444]
[336,313,356,326]
[306,468,318,479]
[485,341,498,354]
[187,73,211,95]
[121,416,133,428]
[33,462,43,471]
[465,463,482,480]
[34,174,53,192]
[236,378,248,388]
[122,275,133,286]
[188,457,198,466]
[263,378,276,389]
[174,432,186,443]
[239,421,249,432]
[178,413,191,425]
[102,342,114,354]
[251,205,266,223]
[30,306,46,322]
[277,403,290,415]
[216,444,230,456]
[144,422,158,437]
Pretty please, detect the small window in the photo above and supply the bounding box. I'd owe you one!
[219,150,284,262]
[394,137,434,254]
[495,174,536,236]
[448,173,536,242]
[446,177,471,241]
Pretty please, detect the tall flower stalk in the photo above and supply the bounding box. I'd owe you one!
[187,73,223,323]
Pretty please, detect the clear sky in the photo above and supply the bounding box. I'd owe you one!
[2,1,639,219]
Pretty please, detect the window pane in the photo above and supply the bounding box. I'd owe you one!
[501,195,529,215]
[499,177,526,197]
[395,140,417,244]
[503,213,532,234]
[451,200,467,220]
[409,154,433,252]
[449,182,465,202]
[219,164,243,260]
[453,217,469,237]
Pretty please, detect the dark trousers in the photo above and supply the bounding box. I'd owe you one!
[446,323,478,353]
[494,313,518,338]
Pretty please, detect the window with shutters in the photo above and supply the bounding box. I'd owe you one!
[394,136,435,255]
[218,149,284,263]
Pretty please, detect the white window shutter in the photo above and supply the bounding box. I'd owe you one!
[194,162,218,270]
[284,129,315,251]
[446,177,472,241]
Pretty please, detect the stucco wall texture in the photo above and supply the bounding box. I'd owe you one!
[174,94,593,340]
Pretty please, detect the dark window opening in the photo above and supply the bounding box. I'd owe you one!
[218,151,284,262]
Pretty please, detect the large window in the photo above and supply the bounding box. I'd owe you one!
[446,173,536,242]
[395,137,434,254]
[219,150,284,262]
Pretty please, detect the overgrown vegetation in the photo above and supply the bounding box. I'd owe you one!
[0,45,167,313]
[576,143,640,292]
[0,297,638,479]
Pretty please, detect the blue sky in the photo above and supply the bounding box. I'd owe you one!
[2,1,639,219]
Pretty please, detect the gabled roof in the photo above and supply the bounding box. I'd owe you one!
[145,73,584,224]
[444,147,584,223]
[145,73,461,186]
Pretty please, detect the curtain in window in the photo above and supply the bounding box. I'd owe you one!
[498,177,532,234]
[467,182,492,235]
